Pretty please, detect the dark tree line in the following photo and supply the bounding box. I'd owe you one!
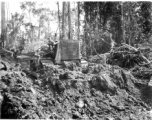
[83,2,152,55]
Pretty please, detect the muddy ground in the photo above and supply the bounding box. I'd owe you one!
[0,55,152,120]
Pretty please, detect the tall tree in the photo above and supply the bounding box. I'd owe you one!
[57,2,61,39]
[140,2,152,43]
[121,2,125,43]
[77,2,80,40]
[1,2,6,47]
[68,2,71,39]
[62,2,65,40]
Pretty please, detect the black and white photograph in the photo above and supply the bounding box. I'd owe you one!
[0,1,152,119]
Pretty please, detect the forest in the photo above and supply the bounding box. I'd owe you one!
[1,1,152,56]
[0,1,152,120]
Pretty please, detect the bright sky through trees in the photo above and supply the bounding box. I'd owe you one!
[0,1,63,32]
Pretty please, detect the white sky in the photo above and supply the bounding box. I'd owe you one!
[0,1,84,33]
[3,1,63,32]
[8,1,60,13]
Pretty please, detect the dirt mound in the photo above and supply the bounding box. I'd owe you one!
[0,57,152,119]
[0,70,43,119]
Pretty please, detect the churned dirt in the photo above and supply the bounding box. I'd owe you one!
[0,54,152,120]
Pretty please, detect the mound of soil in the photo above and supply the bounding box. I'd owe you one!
[0,56,152,119]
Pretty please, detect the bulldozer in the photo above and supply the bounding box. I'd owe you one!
[29,37,59,72]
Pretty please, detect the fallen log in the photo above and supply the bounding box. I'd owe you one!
[121,43,138,51]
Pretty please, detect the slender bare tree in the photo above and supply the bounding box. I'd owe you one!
[1,2,6,48]
[62,2,65,40]
[68,2,71,39]
[77,2,80,40]
[57,2,60,39]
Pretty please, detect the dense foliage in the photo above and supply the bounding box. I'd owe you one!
[83,2,152,55]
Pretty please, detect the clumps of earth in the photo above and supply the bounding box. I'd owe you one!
[0,51,152,120]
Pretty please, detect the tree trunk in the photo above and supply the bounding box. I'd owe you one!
[38,20,41,42]
[62,2,65,40]
[6,2,9,48]
[77,2,80,41]
[96,2,99,52]
[89,5,92,56]
[57,2,60,39]
[121,2,125,44]
[1,2,6,48]
[68,2,71,40]
[128,2,132,46]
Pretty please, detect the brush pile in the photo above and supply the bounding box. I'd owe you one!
[106,43,151,69]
